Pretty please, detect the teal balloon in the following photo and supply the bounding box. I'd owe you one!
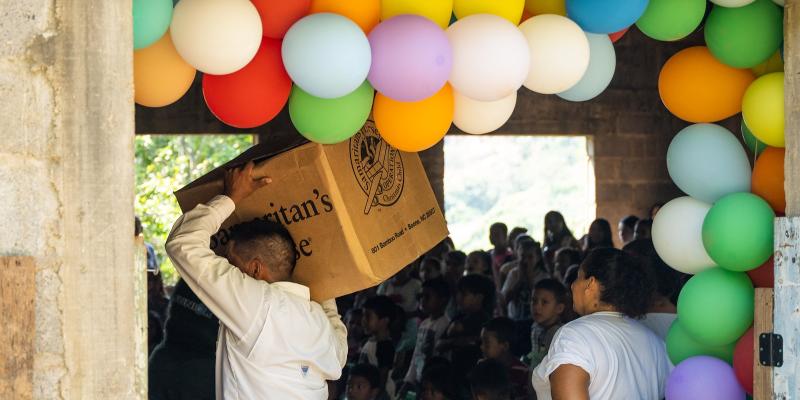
[133,0,173,50]
[741,119,766,157]
[704,0,783,68]
[635,0,706,41]
[667,124,752,204]
[557,33,616,102]
[677,268,754,346]
[666,319,735,365]
[289,81,374,145]
[702,192,775,271]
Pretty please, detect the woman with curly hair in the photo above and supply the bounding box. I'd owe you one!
[531,248,671,400]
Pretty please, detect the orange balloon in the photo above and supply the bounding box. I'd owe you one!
[134,32,196,107]
[752,147,785,213]
[658,46,755,123]
[374,84,454,152]
[310,0,381,33]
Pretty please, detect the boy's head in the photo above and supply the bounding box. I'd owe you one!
[489,222,508,248]
[346,363,380,400]
[518,239,542,269]
[480,317,516,360]
[346,308,365,338]
[421,277,450,316]
[456,274,494,313]
[469,359,511,400]
[530,279,567,326]
[420,257,443,282]
[444,250,467,279]
[361,296,396,336]
[420,362,457,400]
[554,248,582,281]
[227,219,298,283]
[465,251,492,276]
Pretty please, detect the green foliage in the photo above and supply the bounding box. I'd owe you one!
[135,134,254,284]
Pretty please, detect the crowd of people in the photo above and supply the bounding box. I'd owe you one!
[144,201,691,400]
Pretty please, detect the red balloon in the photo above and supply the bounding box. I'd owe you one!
[733,327,754,395]
[203,38,291,128]
[746,256,774,288]
[252,0,311,39]
[609,27,630,43]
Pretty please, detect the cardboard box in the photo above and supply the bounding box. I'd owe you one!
[175,121,449,301]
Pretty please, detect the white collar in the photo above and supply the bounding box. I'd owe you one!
[271,281,311,300]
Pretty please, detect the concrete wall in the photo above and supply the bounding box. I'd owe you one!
[0,1,143,398]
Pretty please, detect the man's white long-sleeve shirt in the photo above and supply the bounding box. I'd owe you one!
[165,195,348,400]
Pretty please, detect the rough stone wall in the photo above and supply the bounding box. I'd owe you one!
[1,1,142,398]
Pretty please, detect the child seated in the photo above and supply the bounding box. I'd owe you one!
[420,359,460,400]
[527,279,567,368]
[402,278,451,392]
[469,359,511,400]
[346,364,382,400]
[359,296,398,395]
[346,308,366,365]
[480,318,529,400]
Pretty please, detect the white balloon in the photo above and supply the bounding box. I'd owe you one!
[520,14,590,94]
[453,90,517,134]
[170,0,262,75]
[709,0,756,7]
[652,197,717,275]
[773,0,784,6]
[446,14,530,102]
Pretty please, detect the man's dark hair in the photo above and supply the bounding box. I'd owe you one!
[457,274,495,311]
[349,363,380,389]
[422,277,451,301]
[362,295,397,322]
[469,359,511,400]
[534,278,568,306]
[581,248,655,319]
[490,222,508,237]
[620,215,640,229]
[445,250,467,267]
[482,317,516,347]
[229,219,298,275]
[623,239,689,305]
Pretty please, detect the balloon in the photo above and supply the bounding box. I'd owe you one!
[635,0,705,41]
[652,197,717,275]
[453,0,525,24]
[381,0,454,28]
[741,119,767,157]
[752,147,785,213]
[557,33,615,101]
[746,256,774,288]
[666,356,747,400]
[677,268,754,346]
[751,51,783,76]
[774,0,784,5]
[703,193,775,272]
[666,124,752,204]
[373,84,454,152]
[608,27,629,43]
[453,90,517,134]
[520,15,590,94]
[742,72,784,147]
[251,0,311,39]
[565,0,649,34]
[310,0,381,33]
[289,81,374,144]
[368,15,452,102]
[710,0,755,6]
[203,38,291,128]
[704,0,783,68]
[446,14,530,101]
[134,32,197,107]
[667,319,735,365]
[170,0,263,75]
[525,0,566,16]
[133,0,173,50]
[282,13,372,99]
[658,47,755,123]
[733,328,754,395]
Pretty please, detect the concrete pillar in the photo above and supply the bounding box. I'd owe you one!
[0,1,143,399]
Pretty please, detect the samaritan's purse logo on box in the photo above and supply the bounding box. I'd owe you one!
[350,122,404,215]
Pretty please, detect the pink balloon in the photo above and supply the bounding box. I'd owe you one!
[367,15,452,102]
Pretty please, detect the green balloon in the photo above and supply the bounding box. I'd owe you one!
[704,0,783,68]
[741,119,767,157]
[666,319,735,365]
[289,81,374,145]
[677,268,754,346]
[635,0,706,41]
[702,192,775,271]
[133,0,173,50]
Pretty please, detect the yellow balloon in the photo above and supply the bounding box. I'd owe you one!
[525,0,566,17]
[381,0,454,28]
[751,51,783,77]
[374,84,454,152]
[134,32,196,107]
[454,0,525,24]
[742,72,784,147]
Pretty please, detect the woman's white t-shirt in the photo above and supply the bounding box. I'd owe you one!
[531,312,672,400]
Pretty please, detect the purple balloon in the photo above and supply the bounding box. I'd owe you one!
[367,14,452,102]
[666,356,746,400]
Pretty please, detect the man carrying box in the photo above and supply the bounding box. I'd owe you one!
[166,161,348,400]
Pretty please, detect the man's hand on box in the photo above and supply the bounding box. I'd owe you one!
[224,161,271,206]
